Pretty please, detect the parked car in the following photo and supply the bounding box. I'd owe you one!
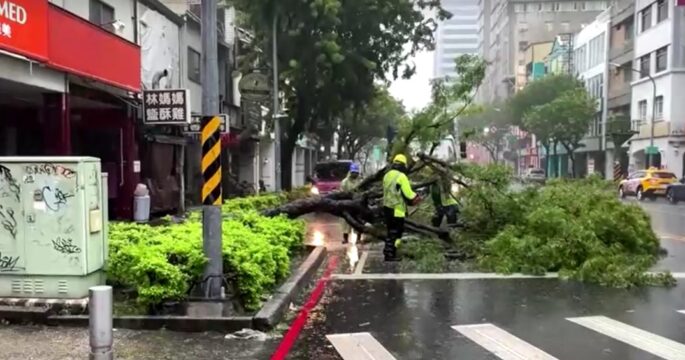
[524,168,546,184]
[666,178,685,204]
[618,167,678,201]
[309,160,353,195]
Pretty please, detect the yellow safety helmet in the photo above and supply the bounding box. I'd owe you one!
[393,154,408,165]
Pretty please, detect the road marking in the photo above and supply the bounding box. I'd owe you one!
[452,324,558,360]
[658,233,685,242]
[332,272,685,280]
[327,332,397,360]
[332,273,560,280]
[355,251,369,275]
[270,256,339,360]
[567,316,685,360]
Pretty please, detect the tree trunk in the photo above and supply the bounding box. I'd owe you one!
[281,136,296,190]
[563,143,576,178]
[552,141,559,178]
[282,91,309,190]
[336,137,344,159]
[542,143,550,175]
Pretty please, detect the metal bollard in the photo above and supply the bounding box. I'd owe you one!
[89,286,113,360]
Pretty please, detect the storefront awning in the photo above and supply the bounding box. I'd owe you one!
[47,5,141,92]
[0,2,140,93]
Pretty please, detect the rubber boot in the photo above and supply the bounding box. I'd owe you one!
[342,233,349,244]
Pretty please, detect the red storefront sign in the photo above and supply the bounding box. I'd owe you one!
[47,5,140,92]
[0,0,49,61]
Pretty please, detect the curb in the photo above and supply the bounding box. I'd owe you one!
[47,315,253,333]
[253,245,327,331]
[38,245,327,332]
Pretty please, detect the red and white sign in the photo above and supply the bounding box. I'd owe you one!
[0,0,48,61]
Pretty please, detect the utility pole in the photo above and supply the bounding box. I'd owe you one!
[201,0,223,299]
[272,13,282,191]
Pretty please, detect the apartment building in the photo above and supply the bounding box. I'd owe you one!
[606,0,635,178]
[572,9,611,177]
[479,0,610,103]
[629,0,685,176]
[435,0,481,79]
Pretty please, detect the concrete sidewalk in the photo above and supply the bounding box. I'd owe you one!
[0,324,278,360]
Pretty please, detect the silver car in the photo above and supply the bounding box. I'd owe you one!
[524,168,546,184]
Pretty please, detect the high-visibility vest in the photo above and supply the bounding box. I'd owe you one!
[341,175,361,192]
[383,169,414,217]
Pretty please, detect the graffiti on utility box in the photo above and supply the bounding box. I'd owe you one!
[0,165,20,202]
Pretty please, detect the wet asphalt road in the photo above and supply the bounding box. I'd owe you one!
[286,202,685,360]
[2,201,685,360]
[631,198,685,272]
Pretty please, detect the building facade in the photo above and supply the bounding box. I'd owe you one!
[606,0,635,178]
[628,0,685,177]
[572,9,611,177]
[479,0,610,103]
[0,0,141,219]
[435,0,481,79]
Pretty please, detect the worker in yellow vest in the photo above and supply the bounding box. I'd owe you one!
[382,154,421,261]
[340,163,362,244]
[430,178,459,228]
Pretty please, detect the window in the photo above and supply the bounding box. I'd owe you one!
[89,0,115,32]
[623,63,633,82]
[656,46,668,72]
[595,114,602,136]
[638,100,648,121]
[187,47,201,83]
[639,54,650,78]
[655,96,664,120]
[561,22,570,32]
[641,5,652,32]
[625,20,634,40]
[545,21,553,31]
[657,0,668,23]
[588,33,605,68]
[553,2,561,11]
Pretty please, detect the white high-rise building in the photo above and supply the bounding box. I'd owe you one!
[434,0,481,79]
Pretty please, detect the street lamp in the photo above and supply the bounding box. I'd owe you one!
[610,62,657,167]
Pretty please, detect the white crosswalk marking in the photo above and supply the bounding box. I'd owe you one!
[568,316,685,360]
[326,332,397,360]
[452,324,558,360]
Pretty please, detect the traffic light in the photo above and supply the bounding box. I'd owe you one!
[459,141,467,159]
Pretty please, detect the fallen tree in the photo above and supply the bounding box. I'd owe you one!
[262,176,450,239]
[260,53,672,288]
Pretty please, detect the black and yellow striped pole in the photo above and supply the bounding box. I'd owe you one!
[201,116,222,205]
[201,114,223,299]
[613,161,623,182]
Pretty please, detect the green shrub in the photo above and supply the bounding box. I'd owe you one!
[475,178,672,287]
[107,194,306,311]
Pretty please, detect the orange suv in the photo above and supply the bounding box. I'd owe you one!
[618,167,678,201]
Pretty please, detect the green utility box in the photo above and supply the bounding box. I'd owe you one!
[0,157,108,298]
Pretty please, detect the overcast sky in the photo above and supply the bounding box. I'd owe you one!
[388,49,434,113]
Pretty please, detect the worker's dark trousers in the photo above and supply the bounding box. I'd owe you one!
[432,205,459,228]
[383,207,404,258]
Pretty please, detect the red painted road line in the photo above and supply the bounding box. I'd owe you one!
[271,255,339,360]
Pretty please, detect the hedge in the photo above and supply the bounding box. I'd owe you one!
[108,193,306,311]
